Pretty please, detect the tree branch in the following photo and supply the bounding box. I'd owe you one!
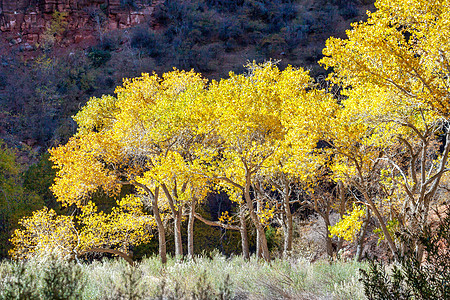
[193,212,240,231]
[80,248,134,266]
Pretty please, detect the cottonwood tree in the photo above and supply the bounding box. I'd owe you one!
[321,0,450,259]
[46,70,209,263]
[10,197,154,265]
[196,62,337,260]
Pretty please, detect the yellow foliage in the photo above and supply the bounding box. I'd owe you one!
[329,204,366,242]
[218,211,233,224]
[321,0,450,118]
[9,208,77,259]
[10,196,156,259]
[258,202,275,226]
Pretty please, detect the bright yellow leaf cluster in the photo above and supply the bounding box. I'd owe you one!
[9,196,155,259]
[329,204,366,242]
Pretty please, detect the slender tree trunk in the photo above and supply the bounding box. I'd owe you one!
[152,187,167,264]
[239,203,250,260]
[174,208,183,258]
[314,195,333,258]
[161,183,184,259]
[361,188,397,258]
[187,198,196,258]
[323,214,333,258]
[283,181,293,258]
[244,174,270,261]
[256,200,262,258]
[414,202,430,261]
[336,181,346,254]
[355,208,370,261]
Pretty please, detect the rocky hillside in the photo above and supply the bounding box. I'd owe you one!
[1,0,155,47]
[0,0,375,153]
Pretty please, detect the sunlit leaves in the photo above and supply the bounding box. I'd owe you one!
[10,196,155,259]
[321,0,450,118]
[9,208,77,260]
[329,204,366,242]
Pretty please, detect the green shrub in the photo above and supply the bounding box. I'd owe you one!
[87,49,111,68]
[38,256,85,300]
[0,256,85,300]
[360,208,450,300]
[0,254,365,300]
[0,261,37,300]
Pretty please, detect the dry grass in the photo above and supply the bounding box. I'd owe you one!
[0,253,366,299]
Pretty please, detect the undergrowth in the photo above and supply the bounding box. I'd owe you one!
[0,252,366,299]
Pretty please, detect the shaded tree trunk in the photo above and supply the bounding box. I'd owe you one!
[134,183,167,264]
[283,180,293,258]
[240,203,250,260]
[256,200,262,258]
[161,183,183,259]
[323,214,333,258]
[174,208,183,258]
[152,187,167,264]
[336,181,346,255]
[187,198,196,258]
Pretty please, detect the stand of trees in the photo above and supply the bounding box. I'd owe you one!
[7,0,450,264]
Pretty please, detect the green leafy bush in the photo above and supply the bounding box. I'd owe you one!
[0,256,85,300]
[360,208,450,300]
[87,49,111,68]
[38,257,85,300]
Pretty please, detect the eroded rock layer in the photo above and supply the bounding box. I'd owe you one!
[0,0,155,45]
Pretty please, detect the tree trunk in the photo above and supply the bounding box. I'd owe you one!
[187,198,196,258]
[355,208,370,261]
[152,187,167,264]
[323,214,333,258]
[174,208,183,258]
[256,200,262,258]
[239,203,250,260]
[283,181,293,258]
[244,175,270,261]
[336,181,346,254]
[362,189,398,258]
[161,184,184,259]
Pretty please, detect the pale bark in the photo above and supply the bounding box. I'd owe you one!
[355,208,370,261]
[193,212,241,231]
[161,183,183,258]
[187,198,196,258]
[244,173,270,261]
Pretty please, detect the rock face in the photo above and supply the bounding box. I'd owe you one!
[0,0,155,45]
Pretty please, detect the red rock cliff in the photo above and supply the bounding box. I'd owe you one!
[0,0,156,45]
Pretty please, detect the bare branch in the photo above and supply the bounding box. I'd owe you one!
[80,248,134,266]
[193,212,240,231]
